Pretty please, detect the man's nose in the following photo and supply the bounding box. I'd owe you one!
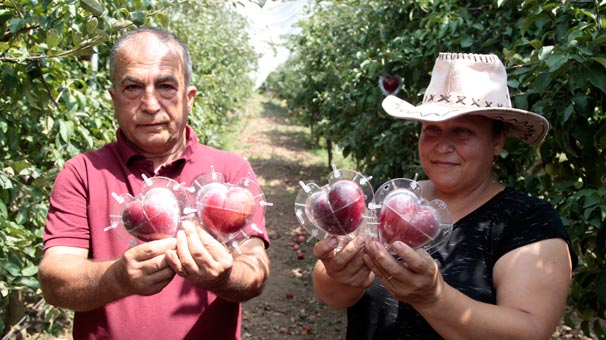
[141,88,161,114]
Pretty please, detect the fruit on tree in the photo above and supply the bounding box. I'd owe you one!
[378,189,439,248]
[198,184,255,235]
[307,179,365,235]
[122,187,181,242]
[381,75,400,94]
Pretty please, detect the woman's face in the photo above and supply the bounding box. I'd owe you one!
[418,115,505,194]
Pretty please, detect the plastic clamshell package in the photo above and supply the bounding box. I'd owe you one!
[294,167,374,250]
[367,178,453,255]
[106,170,270,252]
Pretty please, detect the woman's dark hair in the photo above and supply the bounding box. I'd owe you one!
[492,119,507,137]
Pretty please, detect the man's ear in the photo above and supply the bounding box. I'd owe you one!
[186,86,197,111]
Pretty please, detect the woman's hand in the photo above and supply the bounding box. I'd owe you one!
[363,240,444,308]
[311,236,374,308]
[314,236,374,289]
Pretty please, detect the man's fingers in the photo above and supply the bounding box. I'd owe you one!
[130,237,177,261]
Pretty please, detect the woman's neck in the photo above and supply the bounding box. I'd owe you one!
[420,178,504,223]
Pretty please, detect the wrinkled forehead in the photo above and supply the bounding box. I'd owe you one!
[119,33,183,62]
[114,36,185,79]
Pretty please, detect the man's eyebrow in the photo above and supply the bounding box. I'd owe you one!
[119,75,179,86]
[119,75,142,85]
[156,75,178,84]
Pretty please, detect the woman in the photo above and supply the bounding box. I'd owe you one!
[312,52,576,340]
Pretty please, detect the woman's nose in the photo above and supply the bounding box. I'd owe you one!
[435,134,455,153]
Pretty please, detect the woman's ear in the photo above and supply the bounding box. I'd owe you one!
[493,129,507,156]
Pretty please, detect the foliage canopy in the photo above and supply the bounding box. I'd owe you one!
[0,0,256,335]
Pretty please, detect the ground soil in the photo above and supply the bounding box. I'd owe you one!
[229,94,348,339]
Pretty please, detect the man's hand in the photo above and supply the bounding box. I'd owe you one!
[116,237,178,296]
[165,220,234,289]
[165,219,270,302]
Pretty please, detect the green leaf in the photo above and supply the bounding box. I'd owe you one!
[544,53,568,72]
[80,0,105,17]
[4,261,20,277]
[588,63,606,95]
[46,29,61,49]
[130,11,146,26]
[58,119,74,143]
[109,19,133,33]
[461,35,473,48]
[9,18,25,34]
[592,57,606,69]
[86,16,98,34]
[21,265,38,277]
[0,199,7,219]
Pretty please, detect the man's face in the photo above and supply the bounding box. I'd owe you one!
[109,34,196,160]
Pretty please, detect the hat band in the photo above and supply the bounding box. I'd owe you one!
[423,93,510,109]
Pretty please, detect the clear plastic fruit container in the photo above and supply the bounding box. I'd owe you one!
[190,168,271,252]
[105,175,189,246]
[367,178,453,255]
[294,166,374,251]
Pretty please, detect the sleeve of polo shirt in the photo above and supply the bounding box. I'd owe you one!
[43,157,91,251]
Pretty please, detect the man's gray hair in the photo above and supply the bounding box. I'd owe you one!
[109,27,193,87]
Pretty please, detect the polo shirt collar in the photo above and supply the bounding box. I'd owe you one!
[116,125,199,176]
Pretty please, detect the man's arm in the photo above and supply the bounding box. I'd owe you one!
[38,238,177,311]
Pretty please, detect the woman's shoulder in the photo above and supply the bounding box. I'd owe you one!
[497,187,553,209]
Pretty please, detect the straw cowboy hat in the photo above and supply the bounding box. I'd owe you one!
[382,52,549,146]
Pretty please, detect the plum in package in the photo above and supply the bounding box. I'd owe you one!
[368,177,453,255]
[105,168,270,252]
[294,166,374,250]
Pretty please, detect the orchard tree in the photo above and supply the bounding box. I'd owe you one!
[0,0,256,336]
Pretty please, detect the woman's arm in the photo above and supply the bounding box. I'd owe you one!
[364,238,572,340]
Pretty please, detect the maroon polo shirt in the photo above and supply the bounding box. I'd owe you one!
[44,125,268,340]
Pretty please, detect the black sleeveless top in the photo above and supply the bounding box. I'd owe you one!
[346,187,577,340]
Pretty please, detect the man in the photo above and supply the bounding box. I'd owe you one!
[38,27,270,340]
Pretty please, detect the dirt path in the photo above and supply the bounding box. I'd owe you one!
[225,94,347,339]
